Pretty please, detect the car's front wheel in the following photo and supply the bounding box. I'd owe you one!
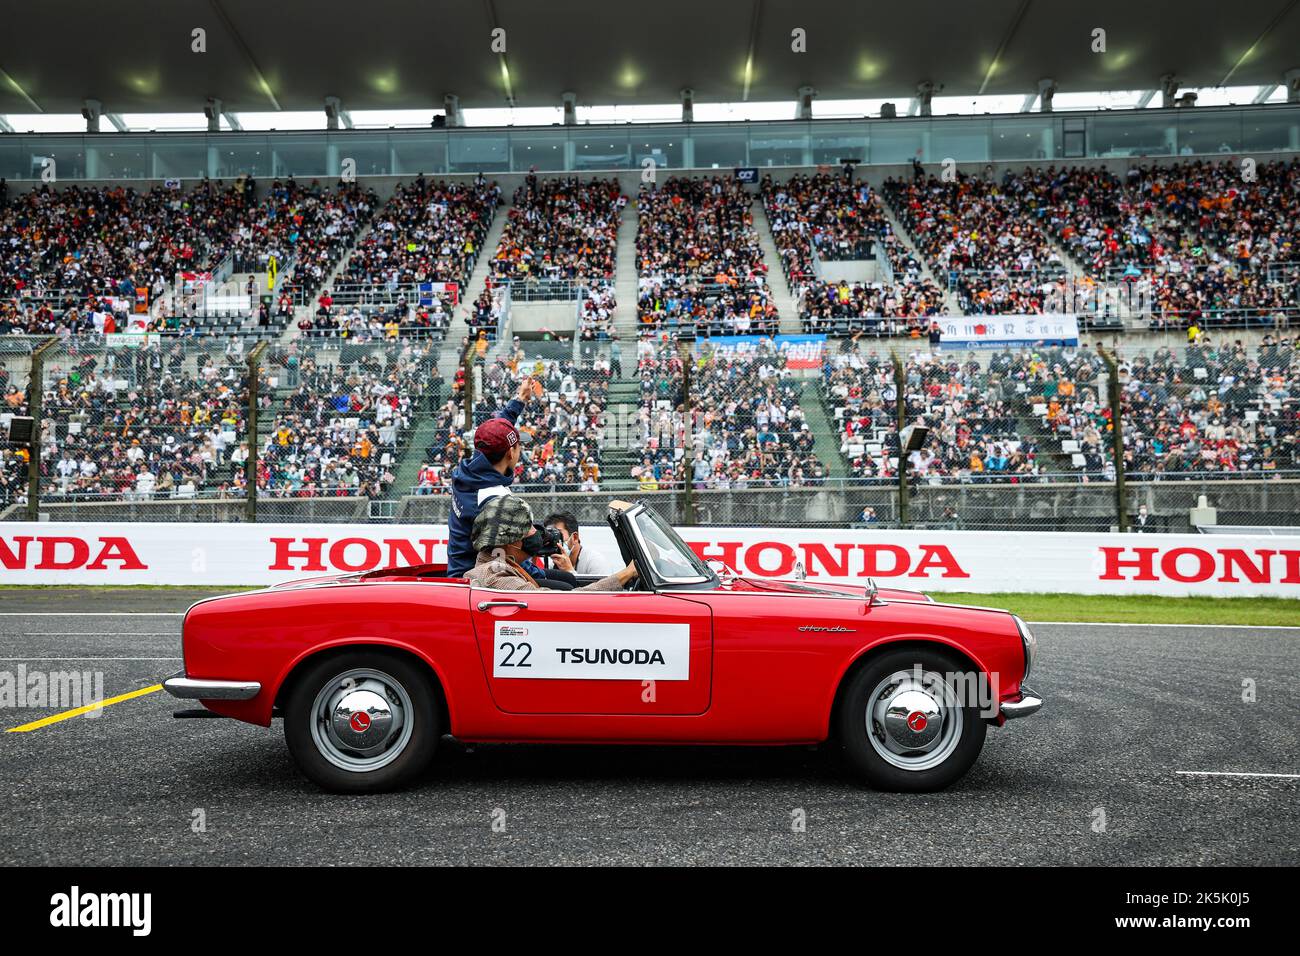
[839,647,987,792]
[283,651,440,793]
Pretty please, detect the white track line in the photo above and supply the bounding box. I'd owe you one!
[0,612,183,617]
[1177,771,1300,779]
[0,657,181,661]
[1029,621,1300,630]
[15,632,176,636]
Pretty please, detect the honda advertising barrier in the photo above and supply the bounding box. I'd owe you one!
[3,523,1298,597]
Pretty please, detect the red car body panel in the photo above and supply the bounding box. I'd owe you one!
[180,570,1027,744]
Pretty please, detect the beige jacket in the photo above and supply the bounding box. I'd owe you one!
[464,550,626,592]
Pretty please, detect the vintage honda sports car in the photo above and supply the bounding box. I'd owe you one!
[165,501,1041,793]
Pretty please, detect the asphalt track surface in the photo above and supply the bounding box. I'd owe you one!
[1,588,1296,866]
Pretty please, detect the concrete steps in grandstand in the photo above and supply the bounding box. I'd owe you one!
[392,414,444,496]
[1010,394,1076,476]
[876,200,964,316]
[797,379,849,479]
[465,203,510,339]
[612,198,641,339]
[600,376,642,488]
[754,207,800,333]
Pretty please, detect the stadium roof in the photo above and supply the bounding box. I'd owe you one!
[3,0,1299,118]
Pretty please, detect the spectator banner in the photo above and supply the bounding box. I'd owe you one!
[419,282,459,306]
[3,522,1298,598]
[699,335,827,370]
[937,314,1079,349]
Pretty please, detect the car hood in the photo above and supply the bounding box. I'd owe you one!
[717,576,932,602]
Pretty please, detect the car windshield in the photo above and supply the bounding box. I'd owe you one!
[631,507,715,585]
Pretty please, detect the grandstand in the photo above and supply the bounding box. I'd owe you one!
[3,2,1300,530]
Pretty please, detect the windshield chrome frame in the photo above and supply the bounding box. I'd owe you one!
[623,503,718,589]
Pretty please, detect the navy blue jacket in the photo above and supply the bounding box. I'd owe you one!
[446,398,543,579]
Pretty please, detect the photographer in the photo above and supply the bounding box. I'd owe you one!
[466,496,637,592]
[543,511,621,576]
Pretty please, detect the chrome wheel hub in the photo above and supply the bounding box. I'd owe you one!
[867,668,963,772]
[310,668,413,773]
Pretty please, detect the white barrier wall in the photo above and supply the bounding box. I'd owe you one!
[3,523,1300,598]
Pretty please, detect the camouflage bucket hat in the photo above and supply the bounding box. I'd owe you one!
[472,494,535,551]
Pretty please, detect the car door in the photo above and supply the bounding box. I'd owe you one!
[469,586,712,715]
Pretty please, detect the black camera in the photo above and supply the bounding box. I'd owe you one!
[521,523,563,558]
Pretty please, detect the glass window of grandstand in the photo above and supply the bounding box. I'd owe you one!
[572,129,630,171]
[1176,112,1243,156]
[692,128,749,168]
[1092,113,1173,157]
[211,139,274,179]
[869,126,927,165]
[448,132,509,173]
[932,120,992,164]
[1242,112,1300,152]
[391,132,449,175]
[148,138,210,180]
[0,142,26,180]
[630,132,683,171]
[21,142,89,181]
[810,132,867,166]
[748,127,806,167]
[334,136,395,177]
[989,118,1054,162]
[510,129,568,172]
[87,143,149,180]
[271,136,328,178]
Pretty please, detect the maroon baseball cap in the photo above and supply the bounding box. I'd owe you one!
[474,417,531,458]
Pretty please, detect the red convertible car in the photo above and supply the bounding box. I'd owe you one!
[165,501,1041,793]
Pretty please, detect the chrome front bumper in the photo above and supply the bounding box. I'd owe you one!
[163,672,261,701]
[1000,685,1043,720]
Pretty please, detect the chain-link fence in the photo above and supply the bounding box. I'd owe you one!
[0,337,44,518]
[5,330,1296,531]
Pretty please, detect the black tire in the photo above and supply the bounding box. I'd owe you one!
[838,647,987,792]
[283,650,440,793]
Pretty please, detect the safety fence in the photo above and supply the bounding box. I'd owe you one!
[3,333,1295,533]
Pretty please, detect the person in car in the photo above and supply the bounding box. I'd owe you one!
[466,496,637,592]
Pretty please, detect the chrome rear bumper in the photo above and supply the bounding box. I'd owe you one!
[163,672,261,701]
[1001,685,1043,720]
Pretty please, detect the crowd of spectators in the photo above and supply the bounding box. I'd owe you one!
[831,333,1295,486]
[1,357,30,504]
[637,277,778,337]
[762,173,889,284]
[883,171,1068,316]
[258,342,437,498]
[492,174,624,284]
[221,178,377,300]
[637,176,769,280]
[826,341,1035,483]
[632,336,826,488]
[762,172,948,335]
[1031,335,1298,477]
[418,344,610,493]
[36,340,266,501]
[0,183,216,308]
[799,277,946,335]
[340,174,500,291]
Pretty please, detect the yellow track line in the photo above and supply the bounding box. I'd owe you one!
[5,683,163,733]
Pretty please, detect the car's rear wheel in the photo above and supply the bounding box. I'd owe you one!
[838,647,987,792]
[283,651,439,793]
